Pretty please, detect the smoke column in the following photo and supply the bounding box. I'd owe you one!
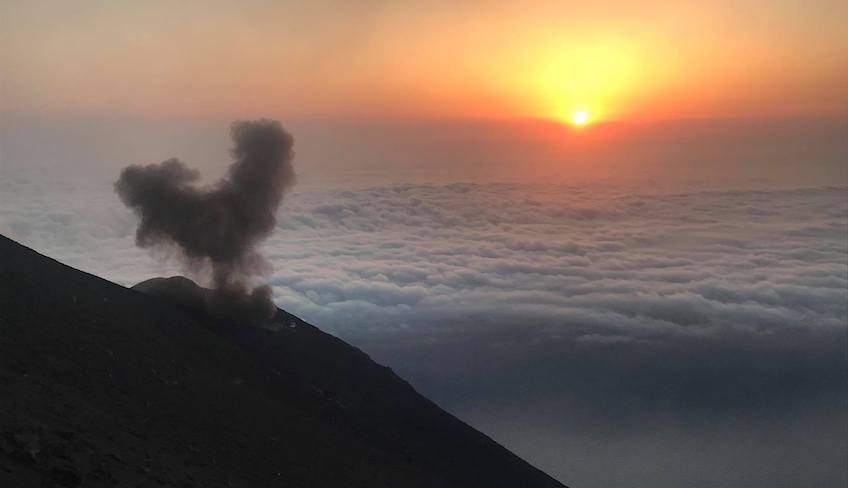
[115,119,295,325]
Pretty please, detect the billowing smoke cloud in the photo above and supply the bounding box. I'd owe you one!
[115,119,295,325]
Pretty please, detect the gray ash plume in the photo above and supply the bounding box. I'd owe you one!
[115,119,295,325]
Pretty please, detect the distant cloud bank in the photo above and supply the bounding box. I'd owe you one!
[1,179,846,488]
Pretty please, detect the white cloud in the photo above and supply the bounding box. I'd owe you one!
[2,176,846,488]
[3,178,845,360]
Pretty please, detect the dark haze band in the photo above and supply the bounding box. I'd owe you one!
[115,119,295,325]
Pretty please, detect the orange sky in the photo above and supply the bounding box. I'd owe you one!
[2,0,846,123]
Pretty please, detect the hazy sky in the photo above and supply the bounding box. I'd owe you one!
[2,0,847,122]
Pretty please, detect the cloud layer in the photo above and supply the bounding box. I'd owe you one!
[1,177,846,488]
[266,183,846,338]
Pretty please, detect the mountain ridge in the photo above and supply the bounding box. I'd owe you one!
[0,233,567,487]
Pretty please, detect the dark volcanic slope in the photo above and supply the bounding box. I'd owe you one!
[0,234,566,488]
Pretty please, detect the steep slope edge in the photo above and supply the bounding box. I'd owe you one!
[0,234,567,488]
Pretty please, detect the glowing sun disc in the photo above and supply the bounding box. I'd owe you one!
[571,110,589,126]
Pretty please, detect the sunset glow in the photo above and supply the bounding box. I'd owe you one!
[2,1,846,122]
[571,110,589,126]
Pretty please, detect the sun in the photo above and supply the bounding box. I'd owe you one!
[571,110,589,126]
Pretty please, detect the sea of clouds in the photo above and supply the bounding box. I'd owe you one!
[1,174,846,487]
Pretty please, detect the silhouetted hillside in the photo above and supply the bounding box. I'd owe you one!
[0,234,566,487]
